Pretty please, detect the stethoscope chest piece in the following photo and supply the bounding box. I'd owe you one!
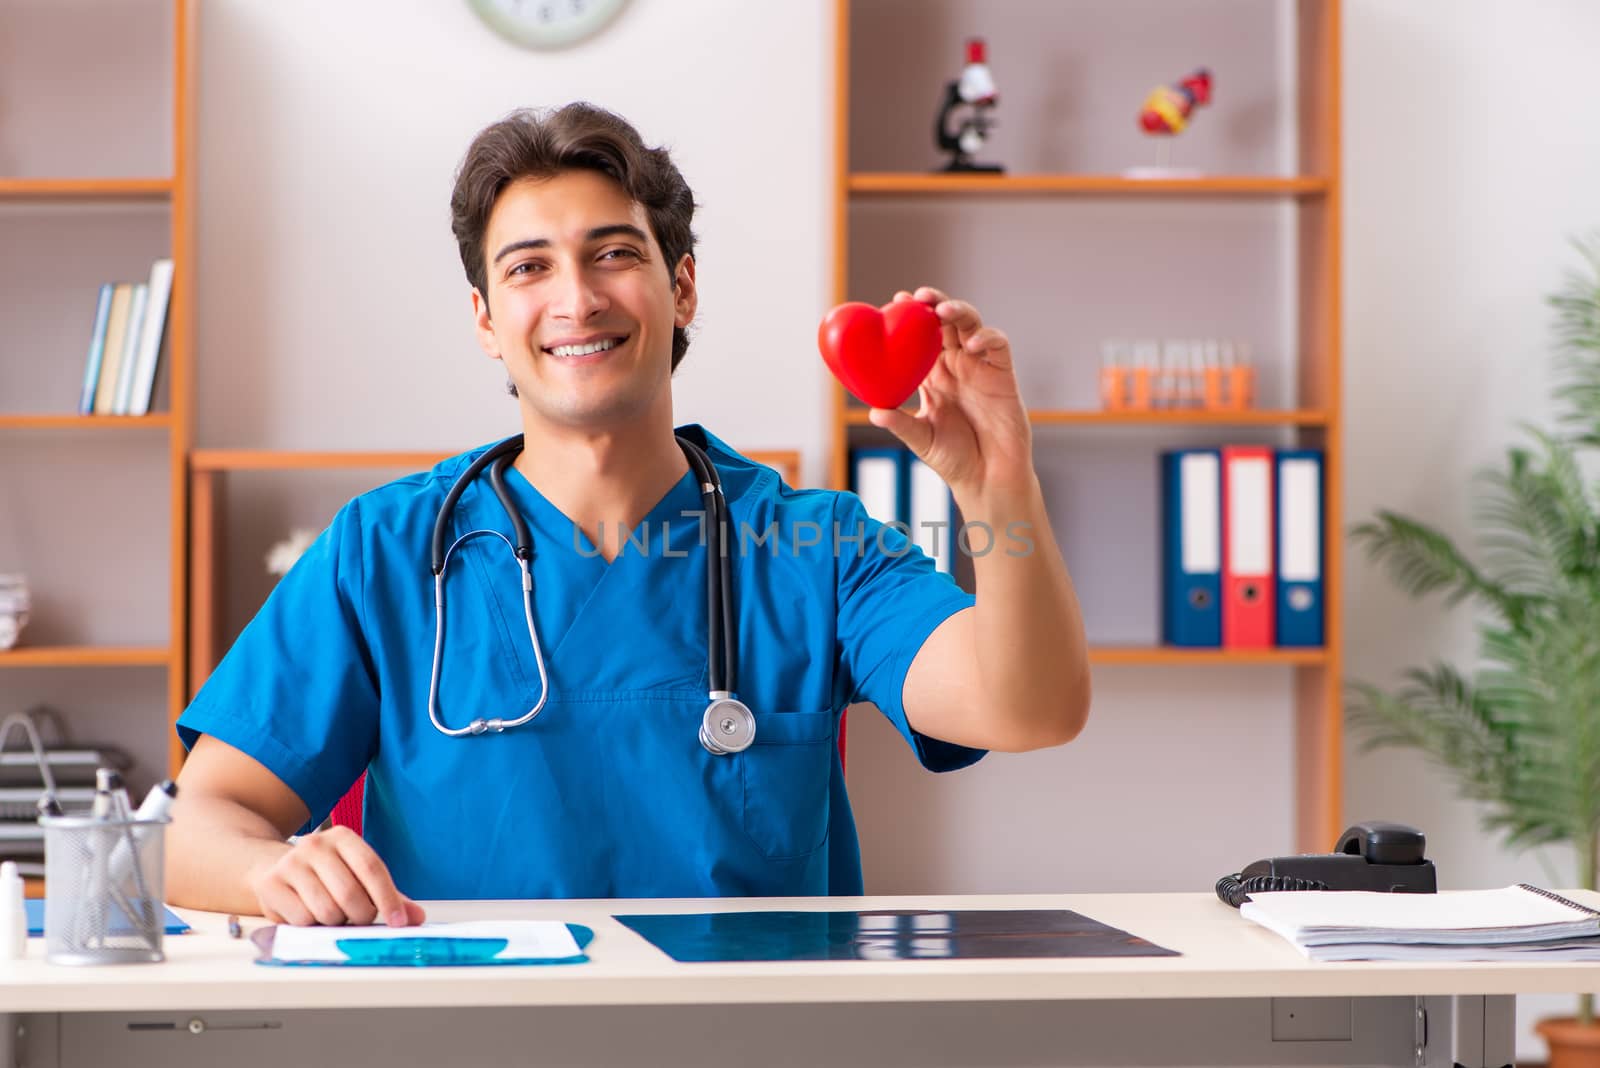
[700,696,756,755]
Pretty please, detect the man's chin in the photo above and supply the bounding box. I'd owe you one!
[527,393,654,432]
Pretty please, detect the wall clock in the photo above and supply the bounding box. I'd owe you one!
[467,0,631,50]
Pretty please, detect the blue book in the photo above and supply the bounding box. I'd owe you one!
[1160,449,1223,647]
[77,283,115,415]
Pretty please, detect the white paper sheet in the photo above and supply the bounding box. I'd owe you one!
[269,920,582,963]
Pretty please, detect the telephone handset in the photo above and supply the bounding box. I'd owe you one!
[1215,821,1438,908]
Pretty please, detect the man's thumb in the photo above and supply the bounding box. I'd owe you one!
[867,406,933,459]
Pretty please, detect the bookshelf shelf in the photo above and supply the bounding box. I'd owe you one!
[1089,645,1328,667]
[0,645,171,669]
[189,449,451,472]
[847,173,1329,197]
[0,178,173,202]
[842,408,1331,428]
[0,413,172,430]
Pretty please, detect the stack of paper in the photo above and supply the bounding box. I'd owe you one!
[1239,884,1600,961]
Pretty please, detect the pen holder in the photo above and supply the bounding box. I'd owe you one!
[39,811,170,964]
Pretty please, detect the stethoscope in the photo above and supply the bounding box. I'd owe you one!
[427,433,757,755]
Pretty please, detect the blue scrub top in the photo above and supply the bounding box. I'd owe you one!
[178,425,982,900]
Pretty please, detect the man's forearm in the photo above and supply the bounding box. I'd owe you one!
[165,795,293,916]
[956,473,1091,747]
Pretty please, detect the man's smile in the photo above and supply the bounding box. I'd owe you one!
[541,334,628,361]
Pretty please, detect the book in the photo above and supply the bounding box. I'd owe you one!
[78,284,115,415]
[1240,884,1600,961]
[125,258,175,416]
[93,284,134,414]
[110,282,149,414]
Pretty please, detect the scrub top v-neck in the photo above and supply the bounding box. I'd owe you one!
[178,425,983,900]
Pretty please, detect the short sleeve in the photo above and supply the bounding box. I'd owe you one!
[832,492,985,773]
[177,497,380,835]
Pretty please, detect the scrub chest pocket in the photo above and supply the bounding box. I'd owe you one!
[740,709,836,860]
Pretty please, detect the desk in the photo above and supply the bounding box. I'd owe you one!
[1,892,1596,1068]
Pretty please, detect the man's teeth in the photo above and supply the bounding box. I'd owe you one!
[548,339,620,358]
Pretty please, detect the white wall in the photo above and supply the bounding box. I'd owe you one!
[194,0,832,480]
[1343,1,1600,1057]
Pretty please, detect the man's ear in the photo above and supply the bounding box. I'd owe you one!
[470,288,501,362]
[672,254,697,329]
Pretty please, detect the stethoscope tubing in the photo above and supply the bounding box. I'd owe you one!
[427,434,747,747]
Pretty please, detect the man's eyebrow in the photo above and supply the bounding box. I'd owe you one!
[491,224,650,266]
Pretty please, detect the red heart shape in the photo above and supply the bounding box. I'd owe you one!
[817,300,942,410]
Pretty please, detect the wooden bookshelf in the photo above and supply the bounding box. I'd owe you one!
[847,174,1329,197]
[1,0,196,820]
[0,177,173,201]
[1089,646,1328,668]
[0,414,173,430]
[842,408,1331,428]
[831,0,1344,853]
[0,645,170,668]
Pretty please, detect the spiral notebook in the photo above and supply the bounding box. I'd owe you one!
[1240,884,1600,961]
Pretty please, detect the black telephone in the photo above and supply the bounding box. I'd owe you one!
[1215,821,1437,908]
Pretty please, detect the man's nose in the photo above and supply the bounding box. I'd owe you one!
[550,268,606,321]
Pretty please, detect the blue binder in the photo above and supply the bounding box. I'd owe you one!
[906,456,958,573]
[1160,449,1222,647]
[850,447,909,528]
[1274,449,1325,647]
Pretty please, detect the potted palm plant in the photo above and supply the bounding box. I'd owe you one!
[1346,237,1600,1068]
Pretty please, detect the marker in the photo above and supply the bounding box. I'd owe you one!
[105,780,180,934]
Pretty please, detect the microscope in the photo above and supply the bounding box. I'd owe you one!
[934,38,1002,173]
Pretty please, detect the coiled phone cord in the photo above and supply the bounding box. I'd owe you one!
[1214,872,1330,909]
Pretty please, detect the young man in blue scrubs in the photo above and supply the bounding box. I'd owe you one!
[168,103,1091,926]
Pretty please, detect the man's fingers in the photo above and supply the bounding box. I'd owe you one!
[257,890,310,928]
[964,326,1013,368]
[284,865,348,926]
[868,397,935,460]
[936,298,983,339]
[308,847,381,926]
[332,830,415,927]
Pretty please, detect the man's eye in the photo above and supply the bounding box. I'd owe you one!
[509,262,541,276]
[600,248,639,261]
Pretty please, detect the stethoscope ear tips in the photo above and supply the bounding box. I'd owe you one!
[700,698,756,755]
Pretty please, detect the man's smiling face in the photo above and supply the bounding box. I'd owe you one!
[471,169,696,429]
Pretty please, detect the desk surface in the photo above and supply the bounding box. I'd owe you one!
[2,892,1599,1013]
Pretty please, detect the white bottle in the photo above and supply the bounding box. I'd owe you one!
[0,860,25,959]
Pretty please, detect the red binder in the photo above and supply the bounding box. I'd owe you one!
[1221,445,1275,647]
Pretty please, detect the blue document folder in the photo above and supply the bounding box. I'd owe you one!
[1160,449,1222,646]
[25,898,191,936]
[1274,449,1325,647]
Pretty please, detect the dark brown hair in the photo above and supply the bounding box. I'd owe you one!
[450,103,699,372]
